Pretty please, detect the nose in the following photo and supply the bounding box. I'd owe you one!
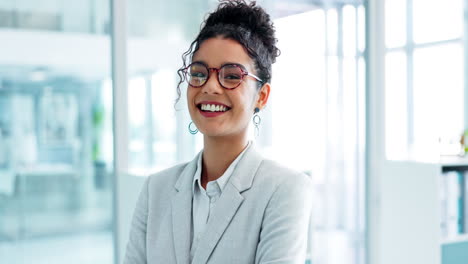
[201,70,223,94]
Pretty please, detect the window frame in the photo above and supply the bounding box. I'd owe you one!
[384,0,467,157]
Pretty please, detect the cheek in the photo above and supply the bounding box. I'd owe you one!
[186,87,192,99]
[186,89,197,116]
[245,86,259,109]
[235,91,257,118]
[186,88,195,105]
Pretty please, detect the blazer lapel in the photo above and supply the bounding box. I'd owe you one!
[171,152,200,264]
[191,144,264,264]
[191,183,244,264]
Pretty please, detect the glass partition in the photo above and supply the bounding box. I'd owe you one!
[125,0,212,176]
[0,1,115,263]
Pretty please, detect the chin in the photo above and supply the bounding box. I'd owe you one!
[202,127,248,140]
[198,127,227,137]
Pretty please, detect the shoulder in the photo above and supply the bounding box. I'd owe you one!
[145,162,190,192]
[257,159,312,190]
[249,158,313,203]
[259,160,313,220]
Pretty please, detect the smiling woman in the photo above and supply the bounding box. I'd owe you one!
[123,1,313,264]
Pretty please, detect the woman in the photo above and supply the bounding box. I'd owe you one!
[124,1,312,263]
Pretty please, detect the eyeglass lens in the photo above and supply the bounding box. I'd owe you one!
[187,63,243,89]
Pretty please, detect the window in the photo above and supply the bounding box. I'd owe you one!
[271,4,366,264]
[385,0,466,160]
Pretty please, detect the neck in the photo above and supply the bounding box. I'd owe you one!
[201,134,249,188]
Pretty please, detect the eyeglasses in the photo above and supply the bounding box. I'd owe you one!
[182,62,263,89]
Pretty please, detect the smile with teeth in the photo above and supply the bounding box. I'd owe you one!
[199,104,230,112]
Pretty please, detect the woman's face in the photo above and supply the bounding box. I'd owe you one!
[187,37,269,138]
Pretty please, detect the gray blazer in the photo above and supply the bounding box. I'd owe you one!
[124,145,312,264]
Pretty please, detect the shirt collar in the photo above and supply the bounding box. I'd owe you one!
[192,141,251,194]
[192,151,204,194]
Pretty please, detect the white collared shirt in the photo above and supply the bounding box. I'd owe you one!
[190,141,251,261]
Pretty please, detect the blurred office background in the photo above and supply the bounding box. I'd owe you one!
[0,0,466,264]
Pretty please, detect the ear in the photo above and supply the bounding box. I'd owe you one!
[256,83,271,110]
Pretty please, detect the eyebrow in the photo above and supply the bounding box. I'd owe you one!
[191,60,248,71]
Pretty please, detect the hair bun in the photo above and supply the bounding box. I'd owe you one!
[203,0,279,59]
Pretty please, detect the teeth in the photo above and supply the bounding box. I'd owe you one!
[200,104,228,112]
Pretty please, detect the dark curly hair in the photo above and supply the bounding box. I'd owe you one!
[175,0,280,106]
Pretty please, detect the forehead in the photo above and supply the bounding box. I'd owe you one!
[192,37,255,71]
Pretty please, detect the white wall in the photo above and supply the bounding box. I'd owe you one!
[379,161,441,264]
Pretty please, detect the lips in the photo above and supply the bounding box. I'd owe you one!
[196,101,231,117]
[196,101,231,112]
[200,103,228,112]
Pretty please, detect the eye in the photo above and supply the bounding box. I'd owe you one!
[221,65,243,81]
[224,73,242,80]
[190,71,207,78]
[189,63,208,78]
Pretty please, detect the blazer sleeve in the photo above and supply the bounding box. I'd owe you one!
[123,177,150,264]
[255,173,313,264]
